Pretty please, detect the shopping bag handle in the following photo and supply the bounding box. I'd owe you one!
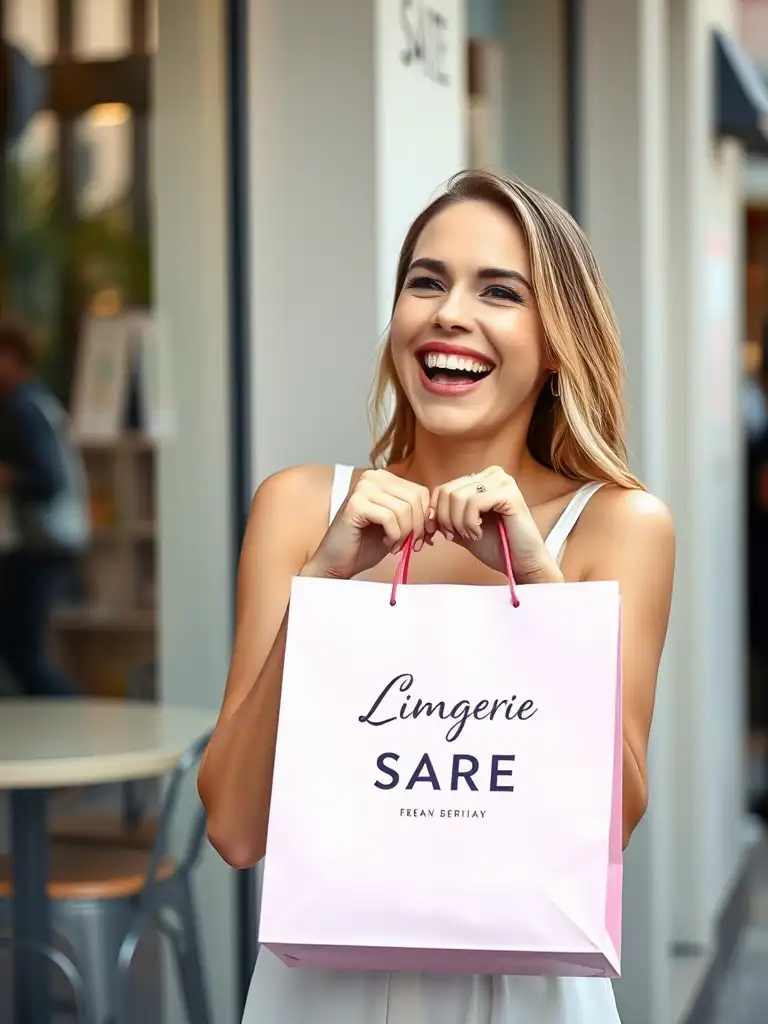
[390,516,520,608]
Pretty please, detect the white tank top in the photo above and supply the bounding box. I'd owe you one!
[327,463,603,565]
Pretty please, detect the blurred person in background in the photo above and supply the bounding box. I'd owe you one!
[0,316,89,697]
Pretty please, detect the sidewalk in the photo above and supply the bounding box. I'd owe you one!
[709,838,768,1024]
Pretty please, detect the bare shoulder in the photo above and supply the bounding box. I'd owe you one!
[251,463,334,513]
[588,484,674,539]
[246,463,338,564]
[576,483,675,578]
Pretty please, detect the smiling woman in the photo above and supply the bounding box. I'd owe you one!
[370,172,638,493]
[199,169,675,1024]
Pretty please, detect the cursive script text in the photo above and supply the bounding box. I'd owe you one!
[359,673,538,742]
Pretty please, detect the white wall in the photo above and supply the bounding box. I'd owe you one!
[375,0,467,331]
[154,0,236,1020]
[247,0,467,484]
[667,0,746,947]
[581,2,673,1021]
[247,0,376,479]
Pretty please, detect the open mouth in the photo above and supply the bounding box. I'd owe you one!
[418,351,495,386]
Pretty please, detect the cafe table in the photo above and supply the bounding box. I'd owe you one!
[0,698,216,1024]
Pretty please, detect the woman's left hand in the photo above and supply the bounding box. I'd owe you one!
[427,466,563,584]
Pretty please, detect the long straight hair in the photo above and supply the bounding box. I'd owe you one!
[369,171,642,490]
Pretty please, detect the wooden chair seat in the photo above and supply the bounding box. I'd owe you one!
[0,844,176,901]
[49,812,158,850]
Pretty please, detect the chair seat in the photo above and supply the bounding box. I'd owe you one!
[49,812,157,850]
[0,844,176,901]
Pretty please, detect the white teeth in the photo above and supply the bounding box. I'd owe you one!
[423,352,492,374]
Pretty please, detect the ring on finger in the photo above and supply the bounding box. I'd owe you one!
[476,482,487,493]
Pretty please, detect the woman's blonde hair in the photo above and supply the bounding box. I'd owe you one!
[369,170,642,490]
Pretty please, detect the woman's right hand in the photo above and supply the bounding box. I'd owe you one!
[301,469,431,580]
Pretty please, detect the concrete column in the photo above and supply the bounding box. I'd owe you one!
[153,0,235,1020]
[246,0,467,482]
[581,1,673,1021]
[667,0,746,948]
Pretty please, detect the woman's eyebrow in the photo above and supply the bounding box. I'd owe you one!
[477,267,532,291]
[408,257,531,292]
[408,257,448,275]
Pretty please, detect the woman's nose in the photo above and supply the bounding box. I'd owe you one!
[431,288,472,332]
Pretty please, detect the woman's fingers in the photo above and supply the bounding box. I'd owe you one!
[432,466,522,541]
[351,470,431,551]
[462,467,521,533]
[384,477,430,551]
[432,469,493,540]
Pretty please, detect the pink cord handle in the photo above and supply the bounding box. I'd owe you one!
[389,517,520,608]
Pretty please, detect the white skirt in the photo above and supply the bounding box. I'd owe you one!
[242,948,622,1024]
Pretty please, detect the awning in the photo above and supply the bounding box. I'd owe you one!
[715,29,768,154]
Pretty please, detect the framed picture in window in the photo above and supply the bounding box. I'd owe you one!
[70,313,133,441]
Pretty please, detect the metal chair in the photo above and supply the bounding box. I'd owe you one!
[0,935,92,1023]
[0,729,213,1024]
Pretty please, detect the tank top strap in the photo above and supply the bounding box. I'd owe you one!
[328,464,355,525]
[545,482,605,564]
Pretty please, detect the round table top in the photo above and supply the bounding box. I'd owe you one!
[0,698,216,789]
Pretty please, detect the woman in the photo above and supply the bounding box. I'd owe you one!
[198,170,675,1023]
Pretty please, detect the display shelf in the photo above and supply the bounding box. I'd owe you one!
[52,432,157,699]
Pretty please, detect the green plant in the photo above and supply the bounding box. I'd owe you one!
[1,154,152,401]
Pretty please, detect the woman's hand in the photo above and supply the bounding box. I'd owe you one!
[428,465,562,584]
[302,469,431,581]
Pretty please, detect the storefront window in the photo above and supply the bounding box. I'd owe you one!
[1,0,157,700]
[2,1,237,1017]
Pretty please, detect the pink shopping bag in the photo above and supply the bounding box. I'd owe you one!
[260,524,623,978]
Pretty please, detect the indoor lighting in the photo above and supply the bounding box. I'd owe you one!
[88,103,131,128]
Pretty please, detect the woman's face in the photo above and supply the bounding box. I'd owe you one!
[390,200,550,443]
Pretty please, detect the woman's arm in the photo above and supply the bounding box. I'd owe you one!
[198,464,328,868]
[582,488,675,848]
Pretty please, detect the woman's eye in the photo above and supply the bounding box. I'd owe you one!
[483,285,524,303]
[406,276,444,292]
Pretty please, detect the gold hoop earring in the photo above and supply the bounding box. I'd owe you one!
[550,372,560,399]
